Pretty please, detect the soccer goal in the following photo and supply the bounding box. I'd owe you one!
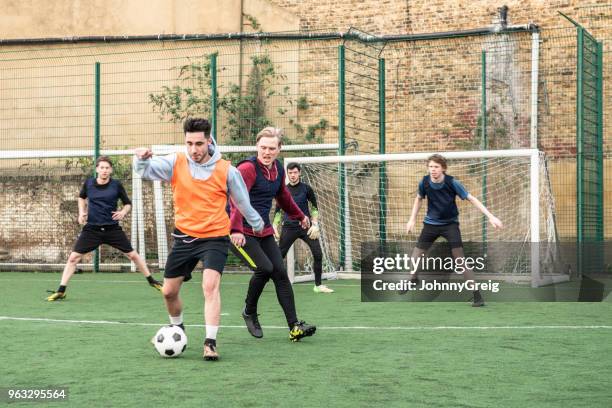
[286,149,569,288]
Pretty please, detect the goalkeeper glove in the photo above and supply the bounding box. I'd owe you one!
[307,222,320,240]
[272,211,282,240]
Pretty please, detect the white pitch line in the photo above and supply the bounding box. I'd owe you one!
[1,316,611,331]
[0,278,360,287]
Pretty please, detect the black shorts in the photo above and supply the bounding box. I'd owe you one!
[73,224,134,254]
[164,232,229,282]
[416,222,463,250]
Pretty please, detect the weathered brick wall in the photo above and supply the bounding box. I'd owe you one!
[268,0,592,35]
[0,175,84,263]
[267,0,409,34]
[0,174,171,266]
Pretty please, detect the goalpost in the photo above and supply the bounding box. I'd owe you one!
[286,149,569,288]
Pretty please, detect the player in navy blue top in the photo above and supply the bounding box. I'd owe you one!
[405,154,503,306]
[273,163,333,293]
[46,156,162,301]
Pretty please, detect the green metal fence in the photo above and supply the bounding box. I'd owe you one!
[0,23,607,273]
[338,29,384,269]
[576,22,604,275]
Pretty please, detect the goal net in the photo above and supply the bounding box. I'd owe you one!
[286,149,568,287]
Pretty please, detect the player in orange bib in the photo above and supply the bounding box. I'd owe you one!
[135,118,263,361]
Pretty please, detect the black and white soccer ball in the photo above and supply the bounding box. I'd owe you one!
[153,325,187,358]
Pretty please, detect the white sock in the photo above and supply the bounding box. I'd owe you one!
[206,325,219,340]
[169,313,183,326]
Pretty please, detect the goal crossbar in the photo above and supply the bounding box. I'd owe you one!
[286,149,539,164]
[0,144,339,160]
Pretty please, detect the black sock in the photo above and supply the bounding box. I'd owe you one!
[58,285,66,293]
[204,338,216,347]
[146,275,156,284]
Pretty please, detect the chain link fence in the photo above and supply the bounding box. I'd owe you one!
[0,20,608,272]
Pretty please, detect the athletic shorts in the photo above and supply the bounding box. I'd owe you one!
[164,231,229,282]
[73,224,134,254]
[416,222,463,250]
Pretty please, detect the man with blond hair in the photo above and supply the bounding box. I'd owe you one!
[230,127,317,342]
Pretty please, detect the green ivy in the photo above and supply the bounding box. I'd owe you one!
[149,52,328,152]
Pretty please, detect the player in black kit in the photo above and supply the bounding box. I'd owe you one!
[273,163,333,293]
[46,156,161,301]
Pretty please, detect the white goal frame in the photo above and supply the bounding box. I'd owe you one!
[286,149,568,288]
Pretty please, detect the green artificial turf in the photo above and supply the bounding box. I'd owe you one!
[1,272,611,408]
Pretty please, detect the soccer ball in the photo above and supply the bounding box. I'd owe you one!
[153,325,187,358]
